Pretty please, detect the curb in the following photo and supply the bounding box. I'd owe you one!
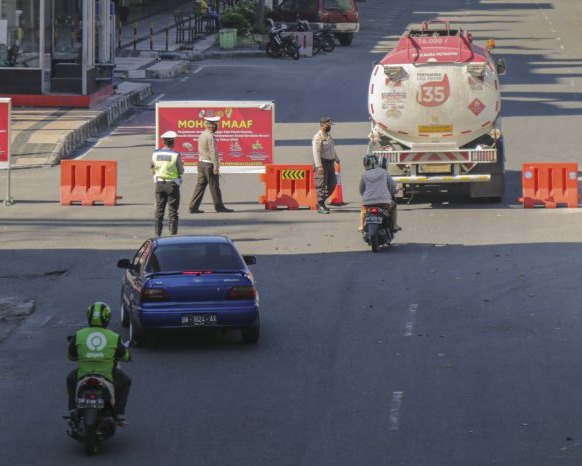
[47,83,154,166]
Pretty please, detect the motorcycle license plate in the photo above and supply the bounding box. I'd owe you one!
[366,216,383,224]
[77,398,104,409]
[181,314,217,327]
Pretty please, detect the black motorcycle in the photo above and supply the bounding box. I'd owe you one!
[292,19,335,54]
[64,374,118,455]
[362,205,395,252]
[265,22,300,60]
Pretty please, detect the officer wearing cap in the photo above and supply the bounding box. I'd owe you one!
[188,116,233,213]
[312,117,340,214]
[151,130,184,236]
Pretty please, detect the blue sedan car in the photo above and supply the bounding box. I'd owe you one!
[117,235,260,345]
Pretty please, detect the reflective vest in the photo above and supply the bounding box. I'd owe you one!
[152,149,180,181]
[73,327,125,381]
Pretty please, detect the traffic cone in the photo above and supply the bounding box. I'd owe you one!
[328,161,348,206]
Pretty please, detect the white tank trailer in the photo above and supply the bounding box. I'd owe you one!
[368,20,507,200]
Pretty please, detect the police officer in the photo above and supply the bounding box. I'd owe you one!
[152,130,184,236]
[66,302,131,424]
[188,116,233,213]
[312,117,340,214]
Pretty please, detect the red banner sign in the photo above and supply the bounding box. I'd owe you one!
[156,100,274,173]
[0,98,10,169]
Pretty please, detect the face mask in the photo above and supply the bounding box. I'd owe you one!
[323,126,331,133]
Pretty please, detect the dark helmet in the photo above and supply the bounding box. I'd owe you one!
[87,302,112,328]
[363,154,379,170]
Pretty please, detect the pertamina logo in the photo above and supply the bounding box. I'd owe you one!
[86,332,107,358]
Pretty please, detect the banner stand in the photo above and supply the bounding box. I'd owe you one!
[0,98,12,206]
[4,167,14,206]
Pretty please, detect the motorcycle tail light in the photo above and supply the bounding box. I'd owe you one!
[369,207,380,214]
[228,286,256,300]
[86,378,101,386]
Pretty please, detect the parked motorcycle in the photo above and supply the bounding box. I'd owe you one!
[362,205,395,252]
[265,20,300,60]
[293,19,335,54]
[64,373,119,455]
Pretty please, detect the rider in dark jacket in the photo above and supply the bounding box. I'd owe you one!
[359,154,402,232]
[66,302,131,423]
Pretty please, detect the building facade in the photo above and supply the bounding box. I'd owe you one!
[0,0,115,106]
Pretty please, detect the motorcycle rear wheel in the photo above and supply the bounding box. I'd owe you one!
[287,45,300,60]
[371,235,380,252]
[322,36,335,53]
[266,42,282,58]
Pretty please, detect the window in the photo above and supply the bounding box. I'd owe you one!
[150,243,243,272]
[0,0,41,68]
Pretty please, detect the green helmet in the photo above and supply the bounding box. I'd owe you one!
[87,302,112,327]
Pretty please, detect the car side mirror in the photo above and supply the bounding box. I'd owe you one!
[496,58,507,76]
[243,255,257,265]
[117,259,134,269]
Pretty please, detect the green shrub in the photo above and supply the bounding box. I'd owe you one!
[220,10,251,32]
[220,0,269,34]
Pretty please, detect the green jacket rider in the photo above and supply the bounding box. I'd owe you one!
[66,302,132,421]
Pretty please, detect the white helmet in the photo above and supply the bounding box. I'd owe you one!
[161,130,177,139]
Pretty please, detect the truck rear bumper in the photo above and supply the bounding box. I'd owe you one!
[394,174,491,183]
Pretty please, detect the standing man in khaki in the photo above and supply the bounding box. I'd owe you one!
[189,116,233,213]
[151,130,184,236]
[312,117,340,214]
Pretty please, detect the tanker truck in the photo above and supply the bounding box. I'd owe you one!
[368,20,507,201]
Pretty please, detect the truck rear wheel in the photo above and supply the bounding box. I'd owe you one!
[470,139,505,201]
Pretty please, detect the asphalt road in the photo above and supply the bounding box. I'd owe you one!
[2,0,582,465]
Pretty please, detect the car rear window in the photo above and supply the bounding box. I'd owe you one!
[147,243,243,272]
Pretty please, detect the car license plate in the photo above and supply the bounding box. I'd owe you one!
[182,314,217,327]
[77,398,104,409]
[366,216,383,224]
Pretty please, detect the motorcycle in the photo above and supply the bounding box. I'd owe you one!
[362,205,395,252]
[292,19,335,54]
[265,20,300,60]
[64,374,119,456]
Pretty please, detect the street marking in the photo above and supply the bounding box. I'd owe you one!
[404,304,418,336]
[389,391,404,430]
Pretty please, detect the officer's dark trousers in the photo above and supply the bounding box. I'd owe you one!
[67,368,132,416]
[189,162,224,211]
[154,180,180,235]
[315,159,337,205]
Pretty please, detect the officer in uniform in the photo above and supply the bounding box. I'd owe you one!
[312,117,340,214]
[151,130,184,236]
[188,116,233,213]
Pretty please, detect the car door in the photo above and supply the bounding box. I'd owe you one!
[122,240,152,314]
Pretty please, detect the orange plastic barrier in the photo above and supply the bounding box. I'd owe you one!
[60,160,120,206]
[328,161,347,206]
[519,162,579,208]
[258,164,317,210]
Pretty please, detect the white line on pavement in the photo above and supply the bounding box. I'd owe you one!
[404,304,418,337]
[389,391,404,431]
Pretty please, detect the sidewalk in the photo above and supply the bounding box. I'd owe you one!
[8,0,264,168]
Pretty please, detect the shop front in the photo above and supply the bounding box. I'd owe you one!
[0,0,116,107]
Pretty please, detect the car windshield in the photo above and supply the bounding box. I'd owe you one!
[324,0,354,11]
[147,243,243,272]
